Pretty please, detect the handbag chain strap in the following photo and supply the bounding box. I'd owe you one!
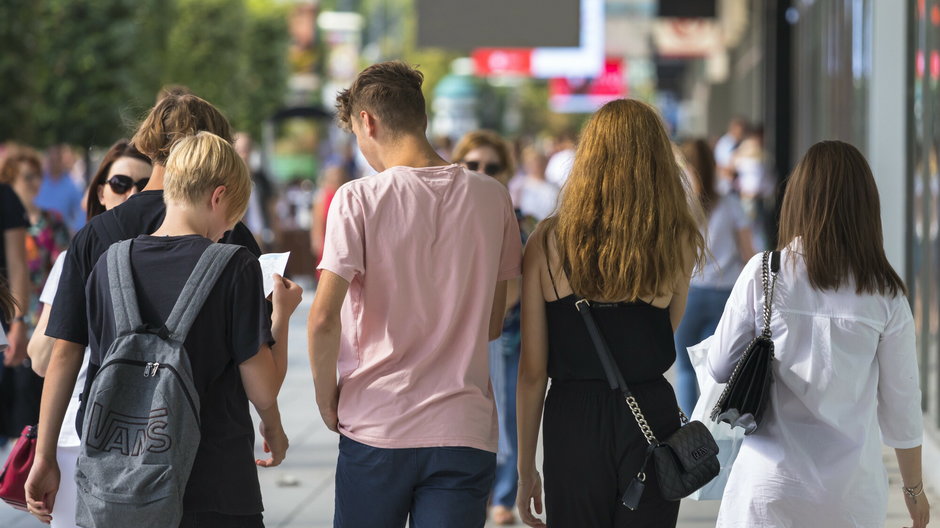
[576,299,682,446]
[760,250,780,338]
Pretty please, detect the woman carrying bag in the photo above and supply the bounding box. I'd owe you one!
[707,140,929,528]
[516,99,706,528]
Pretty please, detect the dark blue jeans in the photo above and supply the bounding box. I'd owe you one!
[672,285,732,415]
[334,435,496,528]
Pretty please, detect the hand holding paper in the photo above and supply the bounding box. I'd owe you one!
[259,252,291,297]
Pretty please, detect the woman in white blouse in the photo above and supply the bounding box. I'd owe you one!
[708,140,929,528]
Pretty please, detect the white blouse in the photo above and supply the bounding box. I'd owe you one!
[707,246,923,528]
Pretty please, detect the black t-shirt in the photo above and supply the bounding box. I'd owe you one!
[46,190,263,345]
[87,235,273,514]
[0,183,29,284]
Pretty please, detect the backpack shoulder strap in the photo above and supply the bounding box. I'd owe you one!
[106,239,143,336]
[164,243,242,341]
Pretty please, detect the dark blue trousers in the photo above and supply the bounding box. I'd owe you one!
[334,435,496,528]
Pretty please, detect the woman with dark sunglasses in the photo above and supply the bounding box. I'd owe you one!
[84,139,152,220]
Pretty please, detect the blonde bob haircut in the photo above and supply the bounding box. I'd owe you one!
[543,99,704,301]
[163,131,252,223]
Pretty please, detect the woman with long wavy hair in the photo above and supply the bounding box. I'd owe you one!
[516,99,704,528]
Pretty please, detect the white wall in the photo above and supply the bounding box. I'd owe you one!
[866,0,908,273]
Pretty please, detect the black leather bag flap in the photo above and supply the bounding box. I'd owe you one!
[659,421,719,472]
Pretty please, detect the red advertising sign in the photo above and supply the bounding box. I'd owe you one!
[472,48,533,76]
[549,58,626,113]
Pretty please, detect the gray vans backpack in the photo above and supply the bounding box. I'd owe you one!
[75,239,240,528]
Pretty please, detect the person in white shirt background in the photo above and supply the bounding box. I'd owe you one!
[713,116,748,194]
[544,132,576,188]
[517,146,559,222]
[707,140,929,528]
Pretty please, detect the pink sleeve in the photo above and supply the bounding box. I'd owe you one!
[317,185,365,283]
[497,193,523,281]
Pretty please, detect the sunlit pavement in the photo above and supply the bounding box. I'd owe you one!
[0,287,933,527]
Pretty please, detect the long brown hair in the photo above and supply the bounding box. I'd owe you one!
[778,140,905,296]
[85,139,152,220]
[680,139,719,216]
[544,99,705,301]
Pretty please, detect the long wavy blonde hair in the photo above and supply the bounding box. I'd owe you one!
[543,99,704,301]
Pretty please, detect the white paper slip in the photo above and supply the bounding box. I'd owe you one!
[259,252,291,297]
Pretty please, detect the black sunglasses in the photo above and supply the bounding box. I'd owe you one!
[463,160,503,177]
[107,175,149,194]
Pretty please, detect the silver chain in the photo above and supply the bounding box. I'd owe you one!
[710,251,778,420]
[625,395,659,445]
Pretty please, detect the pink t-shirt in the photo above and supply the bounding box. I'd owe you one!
[318,164,522,452]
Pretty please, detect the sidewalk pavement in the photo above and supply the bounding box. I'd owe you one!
[1,290,934,527]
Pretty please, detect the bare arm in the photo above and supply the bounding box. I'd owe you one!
[516,231,549,528]
[735,227,756,263]
[490,280,508,340]
[668,242,696,331]
[24,339,85,521]
[308,270,349,433]
[27,303,55,376]
[310,196,326,258]
[4,227,28,366]
[896,446,930,528]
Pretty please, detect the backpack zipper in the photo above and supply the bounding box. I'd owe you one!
[96,358,200,426]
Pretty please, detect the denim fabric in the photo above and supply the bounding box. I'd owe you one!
[488,317,520,508]
[672,286,732,415]
[334,436,496,528]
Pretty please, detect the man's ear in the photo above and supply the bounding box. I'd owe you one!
[360,110,377,139]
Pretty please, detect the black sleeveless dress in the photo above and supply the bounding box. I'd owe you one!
[542,275,682,527]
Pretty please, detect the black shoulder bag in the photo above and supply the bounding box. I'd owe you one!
[710,250,780,434]
[575,300,720,510]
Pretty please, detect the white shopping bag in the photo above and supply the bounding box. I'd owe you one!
[686,335,744,501]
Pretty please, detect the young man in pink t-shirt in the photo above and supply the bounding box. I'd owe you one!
[308,61,522,527]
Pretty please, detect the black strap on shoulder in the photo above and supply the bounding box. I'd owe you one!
[575,299,633,398]
[544,246,560,301]
[770,250,781,273]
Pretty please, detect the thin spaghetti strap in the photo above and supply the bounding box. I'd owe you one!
[544,244,561,301]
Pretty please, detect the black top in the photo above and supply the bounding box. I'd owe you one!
[87,235,273,514]
[544,263,676,384]
[0,184,29,282]
[46,190,263,346]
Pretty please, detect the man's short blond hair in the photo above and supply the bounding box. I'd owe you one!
[164,131,252,223]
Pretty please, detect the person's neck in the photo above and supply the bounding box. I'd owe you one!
[144,165,165,191]
[25,203,41,223]
[377,135,449,171]
[151,204,210,238]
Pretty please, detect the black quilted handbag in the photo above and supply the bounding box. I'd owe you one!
[575,300,720,510]
[710,251,780,435]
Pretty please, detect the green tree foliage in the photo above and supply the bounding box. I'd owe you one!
[0,0,290,147]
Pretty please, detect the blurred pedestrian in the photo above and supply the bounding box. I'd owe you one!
[732,125,773,249]
[544,131,576,187]
[517,99,703,528]
[713,117,747,192]
[709,141,929,528]
[671,139,754,415]
[0,177,30,446]
[310,164,351,279]
[26,93,267,528]
[310,61,522,528]
[235,132,277,248]
[0,144,71,331]
[35,145,85,232]
[26,138,152,528]
[454,129,528,526]
[517,147,559,221]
